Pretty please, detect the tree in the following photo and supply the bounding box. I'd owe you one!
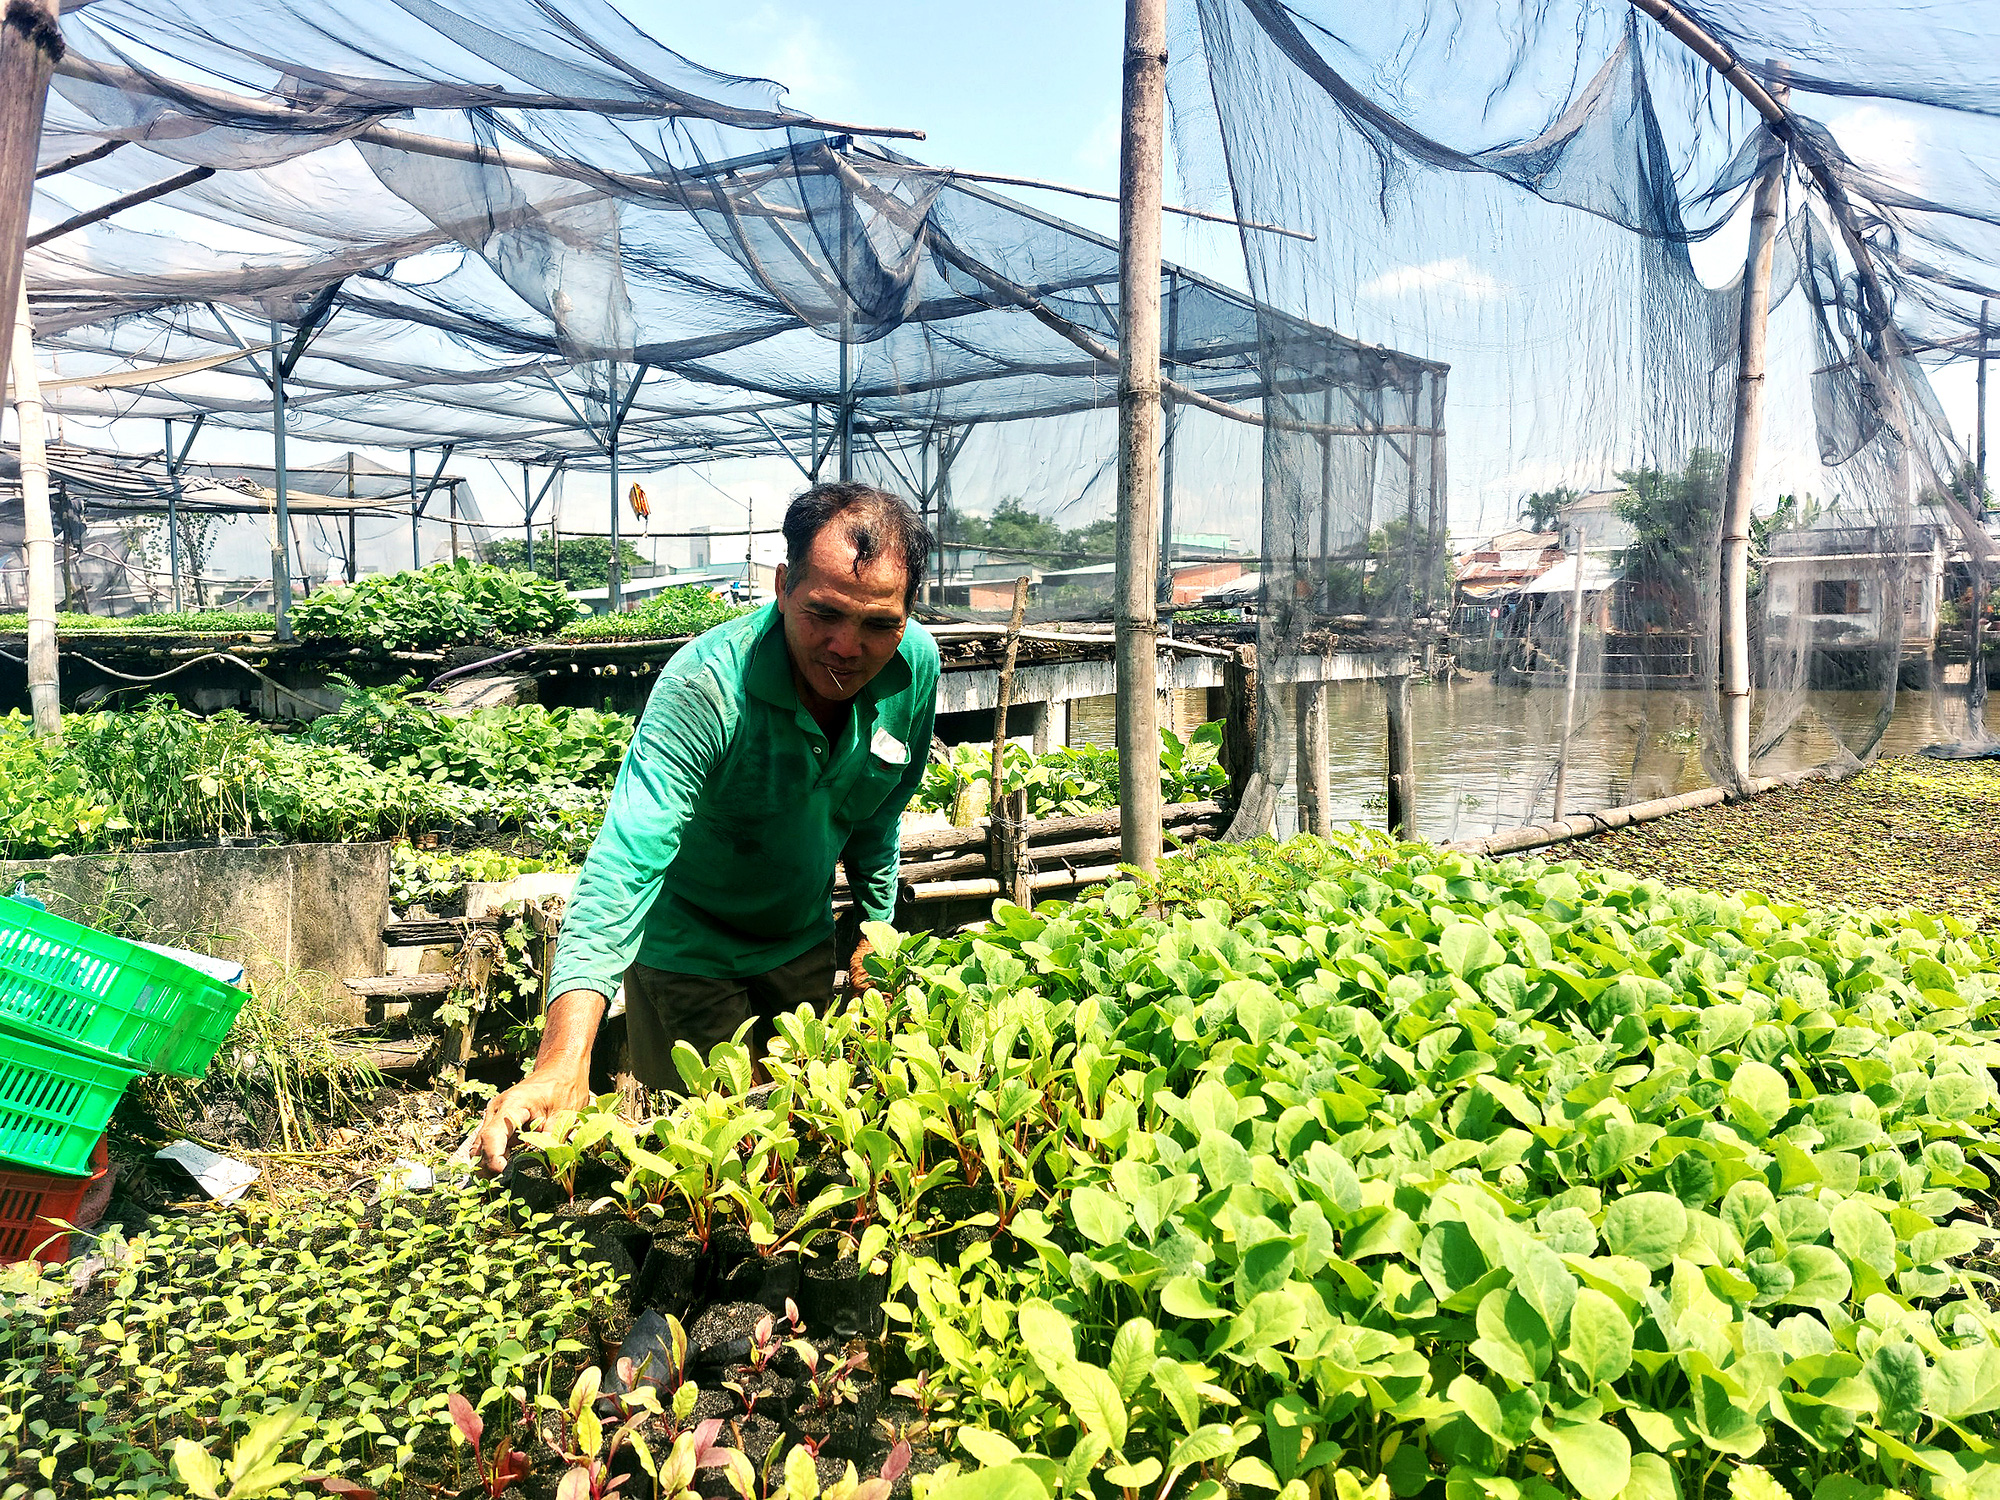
[486,532,645,591]
[944,497,1118,567]
[1521,486,1579,533]
[1363,517,1452,617]
[1613,449,1724,628]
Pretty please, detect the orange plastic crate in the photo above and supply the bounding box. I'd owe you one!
[0,1135,110,1264]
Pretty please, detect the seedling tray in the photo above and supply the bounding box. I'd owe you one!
[0,1134,110,1263]
[0,1034,137,1175]
[0,901,250,1078]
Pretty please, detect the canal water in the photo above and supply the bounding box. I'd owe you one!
[1072,676,1981,844]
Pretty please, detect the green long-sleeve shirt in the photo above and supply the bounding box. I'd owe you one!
[550,603,937,992]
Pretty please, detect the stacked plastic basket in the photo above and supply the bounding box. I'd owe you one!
[0,901,250,1263]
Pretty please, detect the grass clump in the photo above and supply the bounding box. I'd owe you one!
[1580,756,2000,925]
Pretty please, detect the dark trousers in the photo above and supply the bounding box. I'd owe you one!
[621,938,837,1091]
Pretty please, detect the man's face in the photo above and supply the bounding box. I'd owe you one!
[774,525,909,703]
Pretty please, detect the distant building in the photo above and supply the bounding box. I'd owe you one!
[1762,519,1948,664]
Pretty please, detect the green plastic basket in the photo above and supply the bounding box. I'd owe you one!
[0,902,250,1079]
[0,1033,135,1175]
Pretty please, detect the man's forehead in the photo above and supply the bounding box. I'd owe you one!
[797,544,906,603]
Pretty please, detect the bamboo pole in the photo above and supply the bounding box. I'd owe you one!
[989,578,1033,907]
[1385,671,1415,837]
[1448,765,1822,859]
[1294,679,1330,835]
[0,0,59,405]
[11,292,59,731]
[1115,0,1168,874]
[1720,113,1788,785]
[1551,533,1589,818]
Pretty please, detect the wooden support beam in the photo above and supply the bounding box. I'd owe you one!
[1385,672,1415,838]
[1720,108,1788,786]
[1115,0,1168,875]
[1294,680,1330,835]
[0,0,60,404]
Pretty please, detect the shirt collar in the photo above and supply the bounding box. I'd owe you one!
[745,601,917,711]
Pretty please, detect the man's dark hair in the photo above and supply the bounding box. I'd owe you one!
[781,482,932,610]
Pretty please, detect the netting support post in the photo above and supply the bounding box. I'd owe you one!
[523,464,535,573]
[0,0,58,406]
[344,450,357,585]
[268,315,293,643]
[838,193,855,483]
[410,449,421,569]
[1295,675,1330,836]
[1720,118,1787,788]
[1385,669,1414,838]
[1971,300,1989,743]
[11,289,59,734]
[1552,525,1588,820]
[164,419,184,613]
[1115,0,1168,874]
[609,372,623,613]
[1157,271,1179,607]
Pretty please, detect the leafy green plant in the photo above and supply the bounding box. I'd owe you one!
[916,723,1226,820]
[48,699,437,847]
[292,559,579,650]
[390,843,577,909]
[0,609,275,633]
[171,1405,314,1499]
[306,675,633,791]
[560,584,753,641]
[0,1182,619,1497]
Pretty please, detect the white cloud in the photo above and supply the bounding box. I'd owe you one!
[728,7,857,119]
[1358,257,1504,302]
[1824,103,1927,191]
[1071,105,1122,184]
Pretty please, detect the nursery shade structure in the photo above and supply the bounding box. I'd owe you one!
[0,442,493,609]
[17,0,1441,615]
[1162,0,2000,838]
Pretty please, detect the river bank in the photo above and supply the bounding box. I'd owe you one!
[1571,754,2000,924]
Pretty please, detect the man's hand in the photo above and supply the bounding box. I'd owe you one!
[475,987,607,1172]
[475,1064,591,1174]
[847,934,876,995]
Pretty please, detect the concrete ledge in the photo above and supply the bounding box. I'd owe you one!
[0,841,390,1022]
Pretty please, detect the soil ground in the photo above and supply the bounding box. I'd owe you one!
[1574,754,2000,926]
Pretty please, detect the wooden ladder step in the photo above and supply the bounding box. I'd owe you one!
[343,973,455,999]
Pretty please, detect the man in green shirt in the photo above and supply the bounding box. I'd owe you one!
[476,482,937,1171]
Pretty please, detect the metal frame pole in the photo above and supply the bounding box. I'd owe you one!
[609,367,624,612]
[524,463,536,571]
[838,193,855,484]
[164,418,183,612]
[345,450,357,583]
[410,449,421,569]
[1973,299,1990,741]
[1157,270,1179,606]
[1115,0,1168,873]
[268,314,293,640]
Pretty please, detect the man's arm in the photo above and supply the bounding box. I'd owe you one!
[841,687,937,968]
[477,674,724,1170]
